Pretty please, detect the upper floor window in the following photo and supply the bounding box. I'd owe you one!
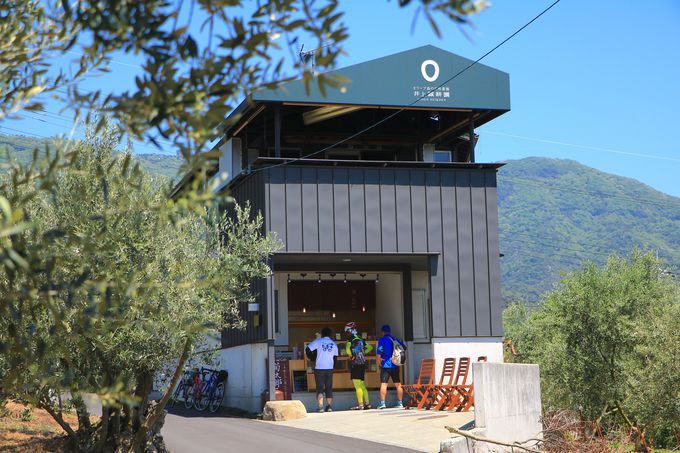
[434,150,452,162]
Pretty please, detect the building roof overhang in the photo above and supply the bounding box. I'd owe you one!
[223,45,510,137]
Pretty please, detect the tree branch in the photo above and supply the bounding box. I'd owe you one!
[445,425,546,453]
[129,336,192,453]
[614,401,649,452]
[42,402,79,447]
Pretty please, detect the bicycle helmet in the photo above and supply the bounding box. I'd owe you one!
[344,322,357,335]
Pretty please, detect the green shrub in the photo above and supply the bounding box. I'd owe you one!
[20,407,33,422]
[505,251,680,448]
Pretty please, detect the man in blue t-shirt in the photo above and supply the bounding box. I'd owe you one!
[376,324,405,409]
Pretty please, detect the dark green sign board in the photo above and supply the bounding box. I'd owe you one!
[253,45,510,111]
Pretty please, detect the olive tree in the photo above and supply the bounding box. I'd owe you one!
[0,123,279,451]
[0,1,489,450]
[504,251,680,448]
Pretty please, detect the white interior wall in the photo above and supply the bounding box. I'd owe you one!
[212,138,242,192]
[231,138,242,176]
[411,271,429,293]
[213,140,233,193]
[274,274,289,346]
[411,270,430,342]
[375,273,404,340]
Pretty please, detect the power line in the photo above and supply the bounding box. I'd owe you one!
[500,230,662,257]
[0,121,173,155]
[482,130,680,163]
[0,125,54,139]
[502,175,680,210]
[247,0,563,175]
[65,50,143,70]
[500,233,679,266]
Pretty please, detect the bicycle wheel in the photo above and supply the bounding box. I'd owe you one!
[169,383,182,408]
[194,384,210,412]
[184,383,195,409]
[208,383,225,413]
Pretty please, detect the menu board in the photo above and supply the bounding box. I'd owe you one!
[274,358,292,400]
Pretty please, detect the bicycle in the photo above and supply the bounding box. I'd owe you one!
[192,368,228,413]
[169,369,196,409]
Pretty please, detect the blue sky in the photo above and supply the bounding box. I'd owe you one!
[4,0,680,196]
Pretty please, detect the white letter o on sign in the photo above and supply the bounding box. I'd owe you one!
[421,60,440,82]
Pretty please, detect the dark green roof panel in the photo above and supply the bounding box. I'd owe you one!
[253,45,510,111]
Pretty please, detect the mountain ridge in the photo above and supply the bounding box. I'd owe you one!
[497,156,680,301]
[0,133,183,180]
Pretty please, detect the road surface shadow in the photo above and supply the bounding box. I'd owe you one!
[166,404,257,419]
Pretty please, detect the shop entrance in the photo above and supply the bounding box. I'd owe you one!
[288,280,377,349]
[278,273,405,393]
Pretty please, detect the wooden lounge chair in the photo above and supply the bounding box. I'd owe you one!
[433,357,472,411]
[403,358,435,409]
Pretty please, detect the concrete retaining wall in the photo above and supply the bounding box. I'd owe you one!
[441,363,542,453]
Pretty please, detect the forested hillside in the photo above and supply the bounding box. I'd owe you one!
[0,134,183,180]
[497,157,680,301]
[3,134,679,302]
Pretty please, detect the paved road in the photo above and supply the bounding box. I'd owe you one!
[162,409,418,453]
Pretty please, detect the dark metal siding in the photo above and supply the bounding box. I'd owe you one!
[485,172,503,335]
[221,171,269,348]
[258,165,503,338]
[441,172,461,336]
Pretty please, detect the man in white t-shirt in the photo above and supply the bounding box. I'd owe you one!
[306,327,339,412]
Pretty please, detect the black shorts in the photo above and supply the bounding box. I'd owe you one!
[314,369,333,398]
[380,367,401,384]
[350,364,366,380]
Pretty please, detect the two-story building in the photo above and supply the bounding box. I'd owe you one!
[175,45,510,412]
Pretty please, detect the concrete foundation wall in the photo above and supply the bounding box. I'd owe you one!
[292,390,402,412]
[474,363,542,448]
[212,343,269,413]
[440,363,543,453]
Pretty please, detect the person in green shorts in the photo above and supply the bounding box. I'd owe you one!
[344,322,373,410]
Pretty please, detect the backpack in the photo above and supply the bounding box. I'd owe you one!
[349,336,366,365]
[390,336,406,366]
